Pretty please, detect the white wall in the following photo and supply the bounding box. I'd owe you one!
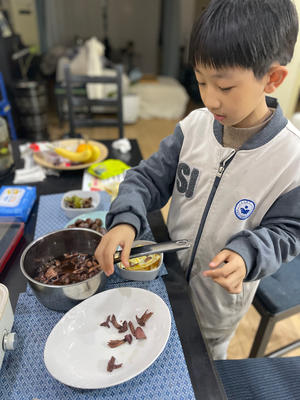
[107,0,160,74]
[2,0,40,49]
[44,0,103,48]
[44,0,160,74]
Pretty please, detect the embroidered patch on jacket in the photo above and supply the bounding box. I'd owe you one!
[234,199,256,220]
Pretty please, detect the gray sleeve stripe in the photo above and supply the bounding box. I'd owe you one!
[226,185,300,281]
[106,125,183,236]
[262,185,300,223]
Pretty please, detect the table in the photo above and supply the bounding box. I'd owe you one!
[0,139,227,400]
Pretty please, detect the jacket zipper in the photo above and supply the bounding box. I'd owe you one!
[186,150,236,282]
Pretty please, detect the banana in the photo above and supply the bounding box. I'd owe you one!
[88,143,101,162]
[54,147,92,163]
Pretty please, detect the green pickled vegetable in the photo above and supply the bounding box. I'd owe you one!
[64,195,92,208]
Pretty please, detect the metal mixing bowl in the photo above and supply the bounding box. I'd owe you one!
[20,228,106,312]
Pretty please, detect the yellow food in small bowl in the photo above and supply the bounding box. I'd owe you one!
[119,253,161,271]
[116,240,163,281]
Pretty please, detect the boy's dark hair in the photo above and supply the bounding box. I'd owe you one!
[189,0,299,77]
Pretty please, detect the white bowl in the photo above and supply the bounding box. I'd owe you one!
[61,190,100,219]
[116,240,163,281]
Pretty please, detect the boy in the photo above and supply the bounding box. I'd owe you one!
[95,0,300,359]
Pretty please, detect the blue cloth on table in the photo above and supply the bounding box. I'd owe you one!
[215,357,300,400]
[34,192,112,239]
[255,254,300,314]
[0,279,195,400]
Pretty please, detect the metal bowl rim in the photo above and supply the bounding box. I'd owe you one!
[20,227,103,288]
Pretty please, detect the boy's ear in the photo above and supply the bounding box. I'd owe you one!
[264,65,288,93]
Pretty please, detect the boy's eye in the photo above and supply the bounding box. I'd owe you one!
[220,86,234,92]
[197,82,206,87]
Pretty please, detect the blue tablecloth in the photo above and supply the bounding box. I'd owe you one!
[0,193,195,399]
[1,279,195,400]
[34,192,112,240]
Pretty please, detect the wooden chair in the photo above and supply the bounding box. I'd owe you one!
[249,254,300,357]
[64,62,124,139]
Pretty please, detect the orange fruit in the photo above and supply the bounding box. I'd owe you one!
[76,143,93,153]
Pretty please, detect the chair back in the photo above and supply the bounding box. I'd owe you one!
[64,63,124,139]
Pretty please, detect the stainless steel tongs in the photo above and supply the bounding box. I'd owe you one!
[113,239,192,263]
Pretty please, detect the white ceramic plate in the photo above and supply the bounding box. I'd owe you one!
[44,287,171,389]
[65,210,108,228]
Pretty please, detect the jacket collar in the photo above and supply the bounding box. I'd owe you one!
[213,96,288,150]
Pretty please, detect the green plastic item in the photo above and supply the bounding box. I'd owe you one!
[87,159,130,180]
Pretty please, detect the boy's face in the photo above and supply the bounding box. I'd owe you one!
[194,65,270,128]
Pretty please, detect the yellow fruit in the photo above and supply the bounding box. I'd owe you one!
[76,143,93,153]
[75,142,100,163]
[54,147,92,163]
[88,143,101,162]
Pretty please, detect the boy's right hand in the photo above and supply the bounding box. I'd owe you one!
[94,224,136,276]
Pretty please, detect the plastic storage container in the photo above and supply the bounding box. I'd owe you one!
[0,186,36,222]
[0,284,17,370]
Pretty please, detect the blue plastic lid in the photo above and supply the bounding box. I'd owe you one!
[0,186,36,222]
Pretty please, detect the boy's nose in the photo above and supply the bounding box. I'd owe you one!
[201,88,221,110]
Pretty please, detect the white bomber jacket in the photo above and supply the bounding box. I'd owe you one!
[106,97,300,338]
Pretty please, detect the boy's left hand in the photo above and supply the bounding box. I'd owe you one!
[203,250,246,294]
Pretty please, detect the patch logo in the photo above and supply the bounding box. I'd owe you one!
[234,199,255,220]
